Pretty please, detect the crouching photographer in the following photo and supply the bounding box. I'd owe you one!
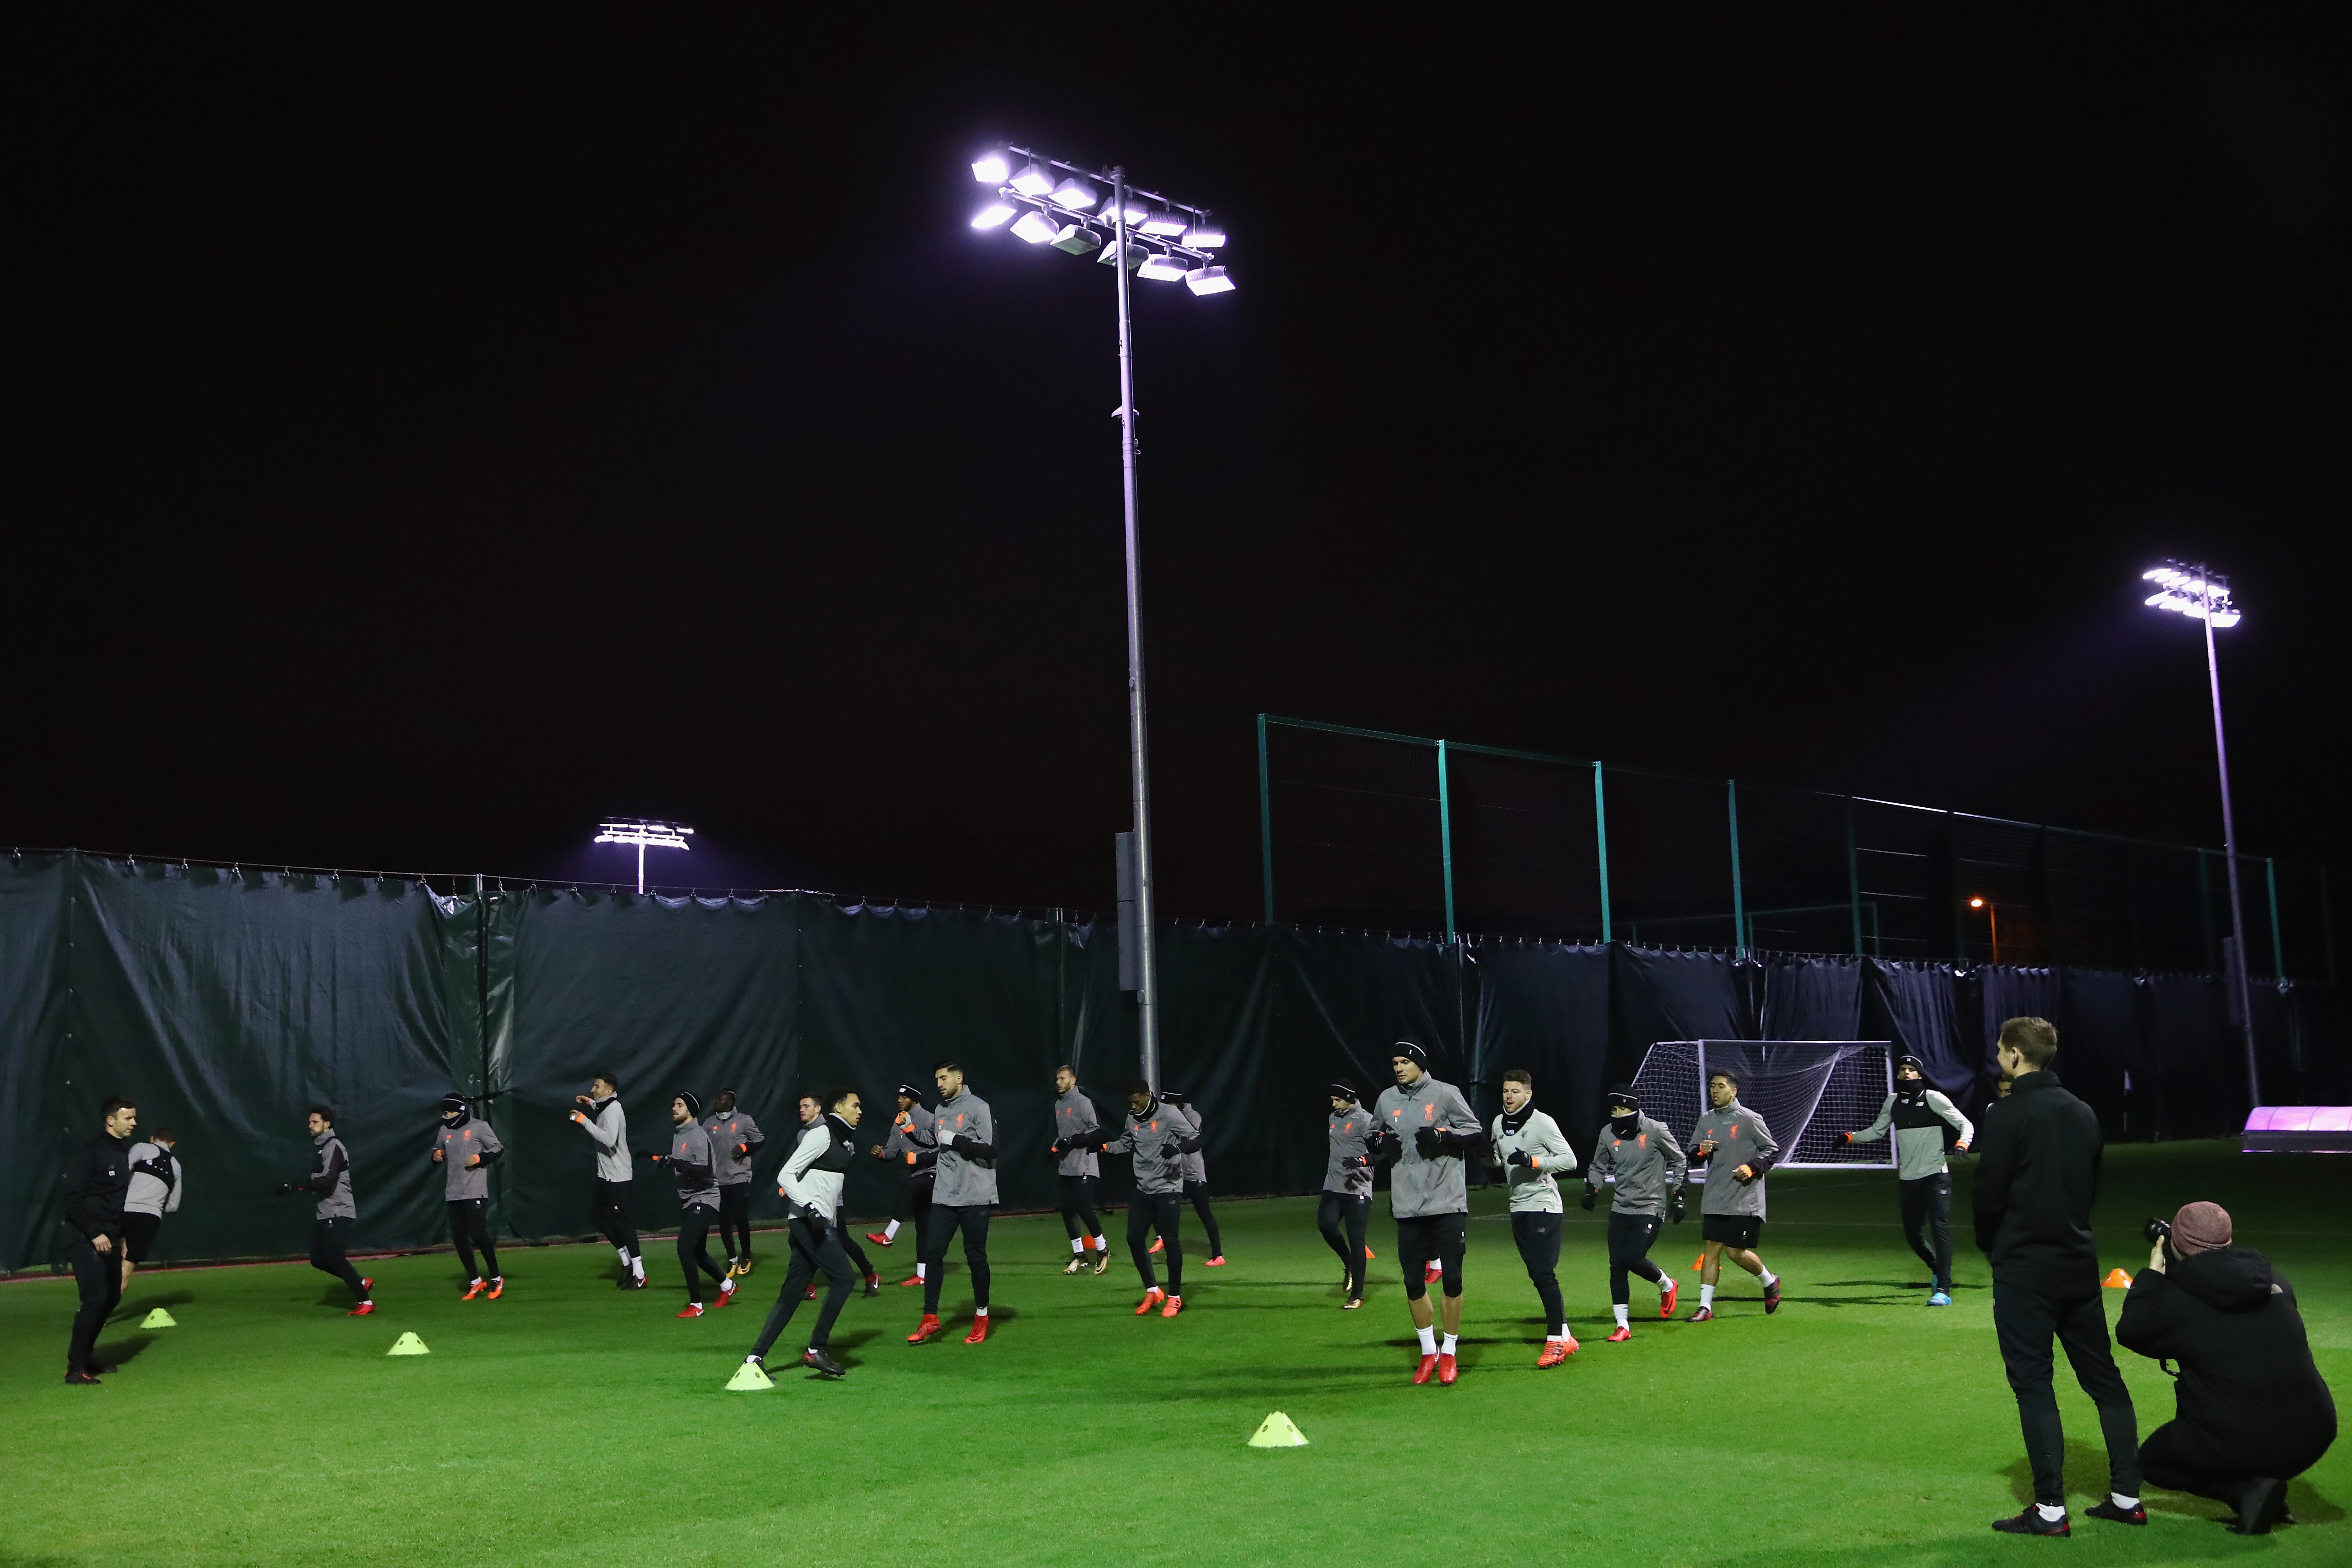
[2117,1201,2336,1535]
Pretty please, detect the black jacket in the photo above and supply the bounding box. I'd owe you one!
[2117,1246,2336,1474]
[1970,1069,2102,1297]
[62,1132,133,1241]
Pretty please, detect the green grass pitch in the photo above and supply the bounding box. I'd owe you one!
[2,1140,2344,1566]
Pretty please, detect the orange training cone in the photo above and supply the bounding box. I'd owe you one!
[2103,1267,2132,1288]
[1693,1256,1706,1273]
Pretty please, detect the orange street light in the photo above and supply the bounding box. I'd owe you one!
[1969,896,1999,965]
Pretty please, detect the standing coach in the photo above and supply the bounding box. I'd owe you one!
[61,1097,138,1384]
[1973,1016,2141,1536]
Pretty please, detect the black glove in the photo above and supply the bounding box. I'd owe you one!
[1048,1137,1071,1158]
[1579,1185,1598,1211]
[1414,1126,1441,1159]
[1341,1154,1371,1171]
[1506,1148,1533,1168]
[1668,1193,1686,1223]
[275,1181,298,1198]
[1162,1145,1186,1163]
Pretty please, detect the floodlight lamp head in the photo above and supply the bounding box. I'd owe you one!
[1969,897,1985,909]
[594,818,694,851]
[1135,249,1189,282]
[970,152,1010,185]
[1183,264,1235,295]
[1182,220,1227,250]
[1096,236,1145,271]
[1048,177,1099,210]
[1050,223,1103,256]
[1011,208,1063,244]
[1100,194,1149,227]
[1008,160,1055,196]
[970,200,1018,230]
[2140,560,2240,628]
[1138,208,1189,236]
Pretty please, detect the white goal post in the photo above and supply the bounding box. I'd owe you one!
[1630,1040,1898,1172]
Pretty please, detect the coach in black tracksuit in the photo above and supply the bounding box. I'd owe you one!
[1973,1017,2139,1534]
[61,1098,138,1383]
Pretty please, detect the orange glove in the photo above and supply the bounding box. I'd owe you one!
[1734,1163,1756,1182]
[1839,1131,1854,1144]
[569,1111,587,1125]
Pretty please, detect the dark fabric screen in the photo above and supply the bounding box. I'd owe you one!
[1861,959,1971,1099]
[1759,955,1864,1041]
[0,855,70,1274]
[1472,943,1612,1151]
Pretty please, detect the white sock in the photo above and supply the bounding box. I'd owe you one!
[632,1257,645,1279]
[470,1277,484,1287]
[1440,1333,1458,1356]
[1415,1325,1437,1356]
[915,1262,926,1280]
[883,1219,900,1241]
[1547,1332,1568,1344]
[1612,1304,1630,1329]
[2036,1504,2066,1522]
[1700,1284,1715,1308]
[1759,1268,1778,1288]
[1072,1238,1085,1255]
[2111,1493,2139,1510]
[615,1245,629,1264]
[974,1306,987,1318]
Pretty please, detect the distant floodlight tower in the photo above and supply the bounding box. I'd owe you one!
[594,818,694,895]
[2141,560,2259,1103]
[966,143,1235,1093]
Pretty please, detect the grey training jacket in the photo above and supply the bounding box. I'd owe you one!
[1585,1115,1689,1215]
[930,1089,999,1206]
[1326,1103,1379,1197]
[705,1109,763,1186]
[1168,1099,1206,1186]
[669,1121,719,1210]
[435,1116,503,1201]
[1099,1099,1196,1196]
[1373,1074,1483,1219]
[1849,1090,1973,1180]
[309,1131,356,1220]
[577,1098,631,1183]
[1053,1089,1101,1178]
[1690,1101,1779,1218]
[777,1120,844,1219]
[1489,1109,1577,1213]
[124,1141,184,1218]
[882,1105,937,1183]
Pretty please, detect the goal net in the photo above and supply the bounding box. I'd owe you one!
[1630,1040,1896,1171]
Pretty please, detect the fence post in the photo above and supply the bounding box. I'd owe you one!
[2266,857,2284,981]
[1593,761,1612,943]
[1256,713,1275,924]
[1437,738,1456,943]
[1847,797,1862,957]
[1727,779,1746,954]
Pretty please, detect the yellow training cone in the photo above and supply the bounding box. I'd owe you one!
[2103,1268,2132,1289]
[140,1308,178,1328]
[725,1360,775,1391]
[1247,1412,1309,1448]
[387,1331,430,1356]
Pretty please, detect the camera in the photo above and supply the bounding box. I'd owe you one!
[2143,1217,2171,1245]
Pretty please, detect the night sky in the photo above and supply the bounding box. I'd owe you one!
[11,11,2348,921]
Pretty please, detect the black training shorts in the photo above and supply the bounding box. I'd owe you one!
[1396,1212,1468,1297]
[1702,1212,1763,1249]
[122,1212,162,1262]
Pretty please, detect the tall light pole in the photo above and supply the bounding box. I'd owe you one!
[594,818,693,895]
[2141,560,2259,1103]
[967,146,1234,1092]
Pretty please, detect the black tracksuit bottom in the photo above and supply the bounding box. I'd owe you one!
[676,1204,729,1303]
[1181,1180,1223,1257]
[1058,1174,1103,1242]
[66,1233,125,1372]
[2139,1418,2335,1503]
[1993,1280,2140,1505]
[1317,1191,1372,1297]
[1129,1192,1184,1295]
[447,1198,500,1281]
[920,1204,992,1314]
[1513,1210,1567,1335]
[718,1183,754,1264]
[592,1178,641,1262]
[310,1218,370,1301]
[1607,1210,1666,1305]
[753,1215,856,1355]
[836,1210,872,1279]
[1898,1172,1953,1287]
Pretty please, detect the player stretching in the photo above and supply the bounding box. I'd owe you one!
[1842,1053,1973,1305]
[869,1082,937,1287]
[571,1073,645,1289]
[656,1092,737,1318]
[908,1061,998,1345]
[1048,1065,1109,1273]
[1689,1069,1781,1319]
[120,1126,182,1290]
[1583,1085,1687,1339]
[1372,1040,1484,1385]
[1320,1082,1378,1309]
[287,1105,373,1313]
[1159,1091,1226,1266]
[433,1094,506,1299]
[1488,1068,1579,1365]
[1081,1081,1199,1317]
[746,1088,862,1378]
[706,1090,766,1279]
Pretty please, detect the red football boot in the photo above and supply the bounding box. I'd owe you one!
[907,1314,943,1344]
[1205,1255,1227,1266]
[1149,1237,1164,1254]
[1135,1286,1166,1316]
[1659,1278,1678,1318]
[1424,1260,1442,1286]
[461,1278,488,1301]
[1411,1353,1438,1385]
[716,1279,737,1309]
[1161,1294,1183,1318]
[964,1315,989,1344]
[865,1231,894,1248]
[485,1277,504,1300]
[1605,1326,1632,1342]
[347,1301,375,1317]
[1437,1352,1458,1385]
[676,1302,706,1318]
[1535,1337,1575,1367]
[899,1273,923,1287]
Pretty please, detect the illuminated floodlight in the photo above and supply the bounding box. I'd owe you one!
[1009,160,1055,196]
[1099,194,1150,227]
[1051,224,1104,256]
[971,200,1018,230]
[594,818,694,895]
[971,152,1010,185]
[1049,177,1100,210]
[1096,236,1144,270]
[1183,264,1235,295]
[1183,220,1227,249]
[1136,250,1189,282]
[2141,560,2241,628]
[1012,208,1064,244]
[1139,208,1189,236]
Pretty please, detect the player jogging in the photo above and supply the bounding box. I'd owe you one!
[706,1089,766,1279]
[1079,1081,1200,1317]
[746,1087,863,1378]
[1842,1053,1974,1305]
[286,1105,373,1314]
[655,1091,737,1318]
[571,1073,645,1289]
[1158,1091,1226,1266]
[1319,1082,1378,1309]
[1047,1065,1109,1273]
[908,1061,998,1345]
[1583,1084,1688,1338]
[1689,1068,1781,1319]
[1488,1068,1580,1365]
[120,1126,183,1290]
[869,1082,938,1287]
[433,1094,506,1299]
[1371,1039,1485,1385]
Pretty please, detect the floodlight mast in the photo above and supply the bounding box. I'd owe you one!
[969,144,1233,1092]
[593,818,694,896]
[2141,560,2259,1103]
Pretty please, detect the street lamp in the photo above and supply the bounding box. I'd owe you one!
[2141,560,2259,1103]
[594,818,693,895]
[965,144,1235,1092]
[1968,896,1999,965]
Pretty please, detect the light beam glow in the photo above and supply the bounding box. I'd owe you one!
[1183,264,1235,295]
[1049,177,1100,210]
[1136,250,1189,281]
[1182,221,1227,249]
[970,201,1018,230]
[1012,208,1064,244]
[595,819,694,851]
[1009,161,1055,196]
[971,153,1010,185]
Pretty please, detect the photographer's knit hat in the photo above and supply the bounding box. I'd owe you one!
[2171,1201,2233,1256]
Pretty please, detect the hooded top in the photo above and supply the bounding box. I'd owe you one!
[1052,1086,1101,1179]
[2117,1246,2336,1471]
[124,1140,184,1218]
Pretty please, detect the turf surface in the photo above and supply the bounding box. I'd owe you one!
[2,1140,2345,1566]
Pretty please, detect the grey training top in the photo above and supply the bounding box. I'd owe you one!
[1586,1115,1689,1215]
[1690,1101,1779,1219]
[1053,1088,1101,1178]
[1102,1099,1195,1196]
[124,1140,184,1218]
[435,1116,503,1201]
[882,1104,937,1182]
[777,1120,843,1219]
[1168,1099,1206,1186]
[310,1131,356,1220]
[929,1089,999,1206]
[705,1108,763,1186]
[669,1121,719,1210]
[1849,1090,1974,1180]
[1372,1074,1482,1219]
[1489,1109,1577,1213]
[1325,1103,1379,1197]
[577,1098,631,1183]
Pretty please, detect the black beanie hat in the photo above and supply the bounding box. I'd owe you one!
[1606,1084,1641,1113]
[1391,1039,1429,1064]
[440,1093,469,1118]
[1329,1081,1358,1103]
[675,1090,702,1119]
